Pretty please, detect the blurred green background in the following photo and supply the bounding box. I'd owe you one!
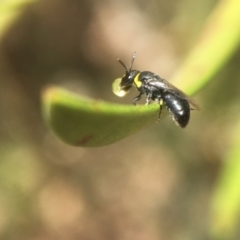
[1,0,240,239]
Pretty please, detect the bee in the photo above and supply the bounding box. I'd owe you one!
[112,52,199,128]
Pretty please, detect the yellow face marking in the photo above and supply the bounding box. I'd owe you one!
[133,73,142,88]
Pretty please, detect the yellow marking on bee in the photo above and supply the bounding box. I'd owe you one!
[133,73,142,88]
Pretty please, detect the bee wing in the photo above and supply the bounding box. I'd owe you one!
[147,76,200,110]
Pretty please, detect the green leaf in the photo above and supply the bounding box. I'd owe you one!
[42,86,159,147]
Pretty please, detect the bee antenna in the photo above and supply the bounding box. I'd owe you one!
[129,52,136,71]
[117,58,128,72]
[117,52,137,73]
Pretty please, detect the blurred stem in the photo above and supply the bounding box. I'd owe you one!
[210,118,240,239]
[0,0,36,39]
[171,0,240,95]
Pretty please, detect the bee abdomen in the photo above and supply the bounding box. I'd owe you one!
[163,92,190,128]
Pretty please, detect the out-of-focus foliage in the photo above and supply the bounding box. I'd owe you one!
[171,0,240,93]
[210,118,240,239]
[1,0,240,240]
[0,0,35,38]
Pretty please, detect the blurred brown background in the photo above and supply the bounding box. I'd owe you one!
[1,0,240,239]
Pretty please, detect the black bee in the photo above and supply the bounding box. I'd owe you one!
[112,52,199,128]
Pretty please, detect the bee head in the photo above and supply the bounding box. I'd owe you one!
[112,52,139,97]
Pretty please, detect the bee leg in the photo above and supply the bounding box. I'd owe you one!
[157,99,163,123]
[132,93,143,105]
[145,93,151,105]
